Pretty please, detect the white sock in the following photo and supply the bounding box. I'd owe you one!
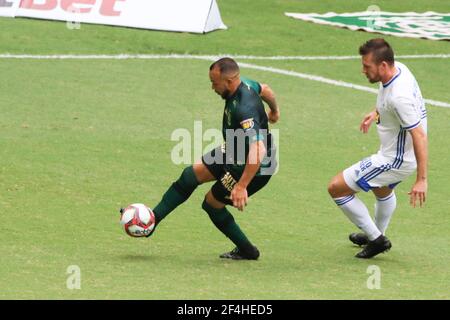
[334,195,382,241]
[374,192,396,235]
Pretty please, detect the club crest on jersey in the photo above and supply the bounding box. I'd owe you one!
[240,118,254,130]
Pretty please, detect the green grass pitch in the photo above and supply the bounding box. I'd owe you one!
[0,0,449,299]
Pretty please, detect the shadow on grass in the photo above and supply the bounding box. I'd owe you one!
[118,254,158,262]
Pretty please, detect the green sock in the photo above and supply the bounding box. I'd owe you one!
[201,199,253,250]
[153,166,199,224]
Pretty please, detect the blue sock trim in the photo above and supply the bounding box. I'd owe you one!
[334,195,355,206]
[376,193,395,202]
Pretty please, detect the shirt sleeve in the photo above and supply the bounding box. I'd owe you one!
[236,105,265,143]
[241,77,262,95]
[391,96,421,130]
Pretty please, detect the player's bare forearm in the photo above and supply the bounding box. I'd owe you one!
[231,140,265,211]
[409,125,428,207]
[260,84,278,112]
[238,140,266,188]
[360,108,378,133]
[411,125,428,182]
[260,84,280,124]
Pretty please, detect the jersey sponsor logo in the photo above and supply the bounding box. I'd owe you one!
[220,172,237,192]
[240,118,254,130]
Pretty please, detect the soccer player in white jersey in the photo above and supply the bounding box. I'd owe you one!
[327,38,428,259]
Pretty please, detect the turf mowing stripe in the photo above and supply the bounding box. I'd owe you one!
[1,53,449,108]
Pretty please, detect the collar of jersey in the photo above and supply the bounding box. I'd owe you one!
[382,67,402,88]
[226,81,244,102]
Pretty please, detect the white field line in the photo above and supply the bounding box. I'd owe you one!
[1,53,449,108]
[232,54,450,60]
[237,62,450,108]
[0,54,450,60]
[1,53,450,60]
[0,54,219,60]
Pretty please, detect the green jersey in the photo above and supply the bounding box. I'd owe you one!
[221,77,275,176]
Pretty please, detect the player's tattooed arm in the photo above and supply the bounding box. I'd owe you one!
[260,84,280,124]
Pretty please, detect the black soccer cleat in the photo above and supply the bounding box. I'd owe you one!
[220,246,260,260]
[355,235,392,259]
[145,215,158,238]
[349,233,369,246]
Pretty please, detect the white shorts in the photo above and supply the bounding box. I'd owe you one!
[343,153,416,192]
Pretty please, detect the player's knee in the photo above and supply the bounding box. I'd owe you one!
[204,191,224,209]
[328,174,355,198]
[203,192,214,208]
[193,163,214,184]
[327,177,340,197]
[202,197,233,231]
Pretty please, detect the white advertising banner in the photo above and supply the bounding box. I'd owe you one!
[2,0,227,33]
[286,11,450,41]
[0,0,20,17]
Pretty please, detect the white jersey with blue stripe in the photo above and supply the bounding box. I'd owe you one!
[375,61,427,169]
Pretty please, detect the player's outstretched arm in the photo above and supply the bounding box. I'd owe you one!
[360,109,378,133]
[260,84,280,124]
[408,125,428,208]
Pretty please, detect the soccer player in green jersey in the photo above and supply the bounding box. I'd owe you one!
[145,57,279,260]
